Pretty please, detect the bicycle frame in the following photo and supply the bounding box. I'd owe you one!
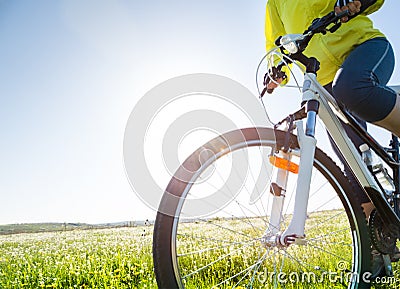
[265,71,400,246]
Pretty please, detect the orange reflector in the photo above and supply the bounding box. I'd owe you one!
[269,155,299,174]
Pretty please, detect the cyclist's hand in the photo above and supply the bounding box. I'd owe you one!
[334,0,361,22]
[264,66,286,94]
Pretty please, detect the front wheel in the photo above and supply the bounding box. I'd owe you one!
[153,127,371,288]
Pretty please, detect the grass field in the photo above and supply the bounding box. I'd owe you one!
[0,226,156,289]
[1,214,399,289]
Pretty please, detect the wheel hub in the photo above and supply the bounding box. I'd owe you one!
[261,233,307,248]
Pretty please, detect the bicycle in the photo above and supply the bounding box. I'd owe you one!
[152,10,400,289]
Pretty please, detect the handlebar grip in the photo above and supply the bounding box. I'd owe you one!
[260,86,274,97]
[335,9,351,19]
[335,10,356,20]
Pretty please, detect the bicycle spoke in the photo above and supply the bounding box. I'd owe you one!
[177,238,258,257]
[181,240,258,280]
[307,227,350,242]
[307,210,346,231]
[177,233,251,246]
[214,252,269,288]
[305,242,352,263]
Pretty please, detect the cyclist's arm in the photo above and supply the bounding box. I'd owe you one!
[265,0,289,86]
[265,0,285,52]
[335,0,384,22]
[360,0,384,15]
[336,0,384,16]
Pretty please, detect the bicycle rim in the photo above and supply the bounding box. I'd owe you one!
[153,127,371,289]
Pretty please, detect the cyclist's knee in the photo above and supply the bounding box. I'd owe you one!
[332,71,396,122]
[332,68,365,110]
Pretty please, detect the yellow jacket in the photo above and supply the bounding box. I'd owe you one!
[265,0,385,86]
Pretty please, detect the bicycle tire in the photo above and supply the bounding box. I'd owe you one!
[153,127,371,288]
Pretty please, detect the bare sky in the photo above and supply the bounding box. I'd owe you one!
[0,1,399,224]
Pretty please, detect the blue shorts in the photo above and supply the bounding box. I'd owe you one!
[332,37,396,122]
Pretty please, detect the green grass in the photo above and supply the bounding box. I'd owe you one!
[0,227,155,289]
[0,213,399,288]
[175,211,356,289]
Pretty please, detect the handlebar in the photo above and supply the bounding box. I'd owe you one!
[278,10,350,56]
[298,10,350,52]
[261,10,351,97]
[306,10,350,35]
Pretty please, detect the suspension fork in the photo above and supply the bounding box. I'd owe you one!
[279,99,319,245]
[265,151,291,236]
[263,74,320,247]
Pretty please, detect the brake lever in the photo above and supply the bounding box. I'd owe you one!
[261,64,288,97]
[304,10,350,36]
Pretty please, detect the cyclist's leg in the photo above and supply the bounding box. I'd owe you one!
[332,37,399,136]
[324,83,372,210]
[324,83,367,148]
[325,82,367,148]
[374,95,400,137]
[331,39,400,276]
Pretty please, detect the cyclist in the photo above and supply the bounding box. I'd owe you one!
[265,0,399,278]
[266,0,399,137]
